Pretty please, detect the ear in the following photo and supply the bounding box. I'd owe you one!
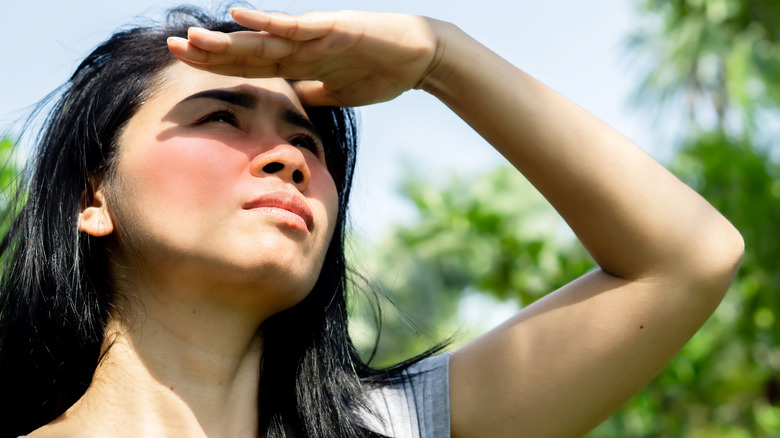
[77,183,114,237]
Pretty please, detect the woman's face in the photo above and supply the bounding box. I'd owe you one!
[102,62,339,315]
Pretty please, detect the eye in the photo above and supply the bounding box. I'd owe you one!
[289,134,324,157]
[195,108,240,127]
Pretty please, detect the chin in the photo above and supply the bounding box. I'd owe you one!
[213,256,323,310]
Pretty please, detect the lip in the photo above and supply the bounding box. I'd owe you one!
[242,190,314,233]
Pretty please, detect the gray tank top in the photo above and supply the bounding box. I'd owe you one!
[362,353,451,438]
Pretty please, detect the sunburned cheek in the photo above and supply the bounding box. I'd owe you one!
[140,139,246,208]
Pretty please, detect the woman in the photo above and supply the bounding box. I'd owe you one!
[0,5,742,438]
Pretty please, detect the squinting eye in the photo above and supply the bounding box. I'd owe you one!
[290,134,323,157]
[195,109,239,127]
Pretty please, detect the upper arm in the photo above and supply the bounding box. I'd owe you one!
[449,267,736,438]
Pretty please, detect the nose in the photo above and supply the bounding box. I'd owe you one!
[249,143,311,192]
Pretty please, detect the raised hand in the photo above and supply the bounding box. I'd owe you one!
[167,8,443,107]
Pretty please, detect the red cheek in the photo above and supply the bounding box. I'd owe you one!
[132,138,248,209]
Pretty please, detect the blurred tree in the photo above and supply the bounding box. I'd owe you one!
[589,131,780,437]
[628,0,780,134]
[351,0,780,435]
[348,165,593,365]
[0,137,22,235]
[590,0,780,436]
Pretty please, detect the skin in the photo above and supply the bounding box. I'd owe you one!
[32,7,744,438]
[103,64,339,322]
[34,65,338,438]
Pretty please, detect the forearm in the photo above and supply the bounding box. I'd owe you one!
[418,21,743,282]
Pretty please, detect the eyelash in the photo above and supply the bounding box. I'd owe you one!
[195,108,324,158]
[195,107,240,127]
[289,133,325,157]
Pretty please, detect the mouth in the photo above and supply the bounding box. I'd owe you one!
[242,190,315,233]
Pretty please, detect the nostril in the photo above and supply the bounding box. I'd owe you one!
[292,170,304,184]
[263,162,284,173]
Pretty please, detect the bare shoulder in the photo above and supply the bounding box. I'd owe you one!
[26,425,61,438]
[27,418,83,438]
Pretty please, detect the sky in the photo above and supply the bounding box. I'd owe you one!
[0,0,657,240]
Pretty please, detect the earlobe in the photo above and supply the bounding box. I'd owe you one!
[78,185,114,237]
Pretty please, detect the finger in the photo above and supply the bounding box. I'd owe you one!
[230,7,336,41]
[186,28,300,59]
[292,81,343,107]
[167,36,204,61]
[173,56,284,79]
[168,37,268,68]
[169,40,326,81]
[173,55,326,82]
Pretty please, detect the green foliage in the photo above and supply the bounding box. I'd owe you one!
[586,1,780,435]
[588,131,780,436]
[0,137,23,236]
[348,165,593,367]
[630,0,780,133]
[390,166,593,305]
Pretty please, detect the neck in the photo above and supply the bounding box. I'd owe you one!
[35,288,265,438]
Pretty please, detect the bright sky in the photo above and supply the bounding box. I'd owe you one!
[0,0,656,239]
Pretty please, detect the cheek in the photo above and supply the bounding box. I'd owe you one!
[126,138,246,210]
[310,165,340,235]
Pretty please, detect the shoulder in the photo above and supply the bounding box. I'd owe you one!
[23,421,79,438]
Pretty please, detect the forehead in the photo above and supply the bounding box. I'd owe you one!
[149,62,304,112]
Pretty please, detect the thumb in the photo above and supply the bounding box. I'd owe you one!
[292,81,344,107]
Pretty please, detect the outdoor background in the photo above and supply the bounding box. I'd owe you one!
[1,0,778,436]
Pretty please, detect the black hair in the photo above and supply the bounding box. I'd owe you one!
[0,6,439,438]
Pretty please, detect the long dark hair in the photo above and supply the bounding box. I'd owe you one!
[0,6,434,438]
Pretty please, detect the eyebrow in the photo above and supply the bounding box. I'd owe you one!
[281,108,320,139]
[180,89,320,136]
[180,89,257,109]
